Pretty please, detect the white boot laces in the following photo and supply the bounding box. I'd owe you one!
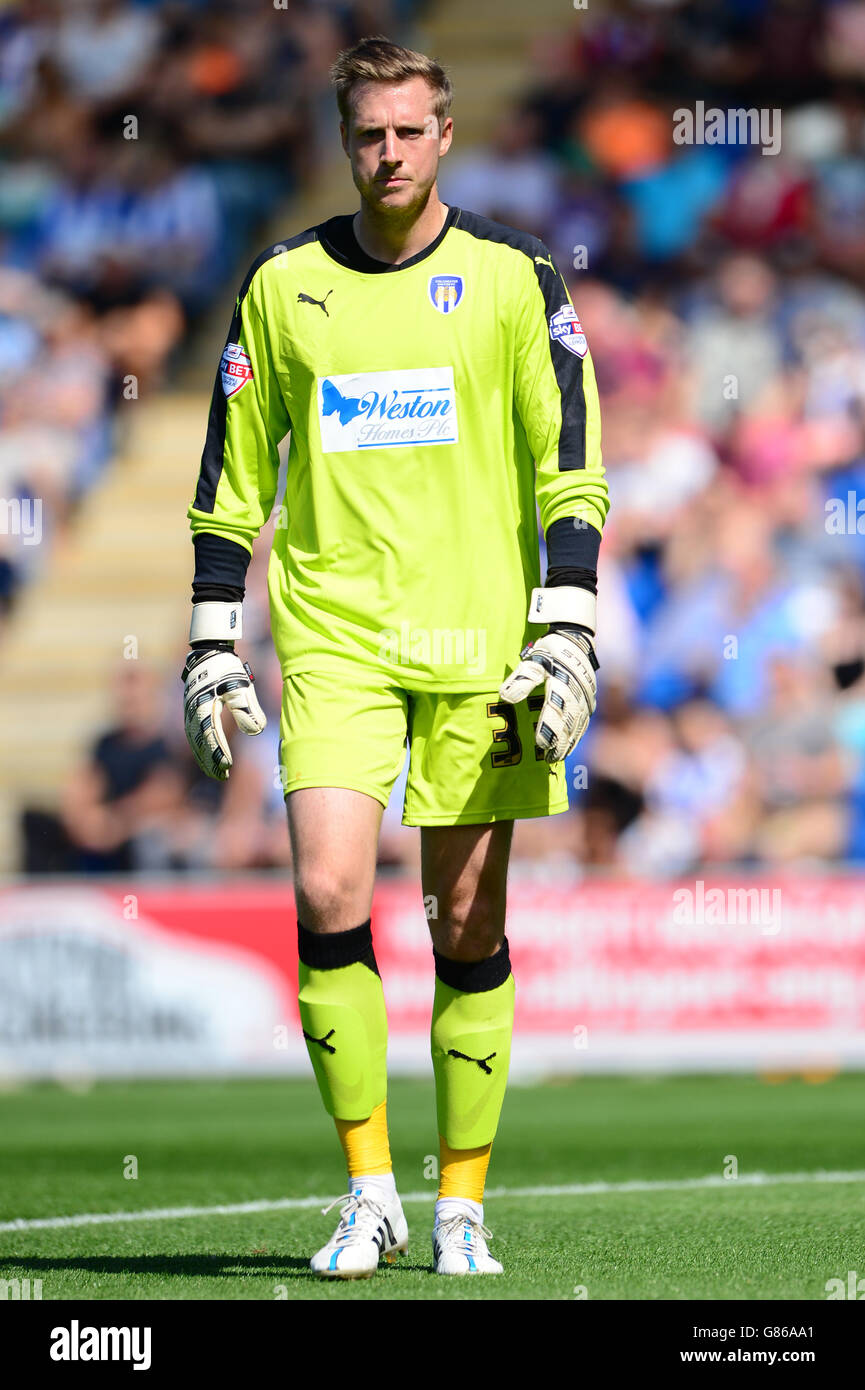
[437,1213,494,1250]
[322,1190,387,1240]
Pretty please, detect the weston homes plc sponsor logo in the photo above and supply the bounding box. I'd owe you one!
[50,1321,152,1370]
[318,368,458,452]
[673,102,781,157]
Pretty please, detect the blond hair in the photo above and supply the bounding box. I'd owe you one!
[330,35,452,128]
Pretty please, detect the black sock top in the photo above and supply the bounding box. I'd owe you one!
[297,918,378,975]
[433,937,512,993]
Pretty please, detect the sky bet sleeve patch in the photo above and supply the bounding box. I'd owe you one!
[220,343,254,398]
[549,304,588,358]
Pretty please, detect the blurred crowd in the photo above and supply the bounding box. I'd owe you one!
[470,0,865,875]
[20,0,865,875]
[0,0,401,616]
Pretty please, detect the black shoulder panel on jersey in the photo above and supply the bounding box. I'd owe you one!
[449,207,546,259]
[193,228,317,517]
[451,208,587,473]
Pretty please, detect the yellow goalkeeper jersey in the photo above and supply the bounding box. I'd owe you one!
[189,204,608,691]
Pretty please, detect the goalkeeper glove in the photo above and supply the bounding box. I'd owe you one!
[498,586,598,764]
[181,602,266,781]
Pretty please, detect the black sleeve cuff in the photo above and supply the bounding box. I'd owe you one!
[192,533,251,601]
[545,515,601,573]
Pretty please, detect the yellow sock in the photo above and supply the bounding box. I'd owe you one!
[438,1136,492,1203]
[334,1099,392,1178]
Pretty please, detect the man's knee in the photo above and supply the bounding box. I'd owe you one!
[431,888,505,961]
[294,863,371,930]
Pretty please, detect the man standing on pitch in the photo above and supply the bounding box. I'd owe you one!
[182,36,607,1278]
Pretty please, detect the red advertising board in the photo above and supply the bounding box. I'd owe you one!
[1,875,863,1077]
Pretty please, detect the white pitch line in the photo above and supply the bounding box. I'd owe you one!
[2,1169,864,1235]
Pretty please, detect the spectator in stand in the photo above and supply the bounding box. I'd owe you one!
[52,0,160,103]
[684,253,784,437]
[59,662,186,872]
[745,654,851,862]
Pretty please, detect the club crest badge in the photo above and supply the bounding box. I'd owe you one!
[220,343,253,398]
[549,305,588,358]
[429,274,464,314]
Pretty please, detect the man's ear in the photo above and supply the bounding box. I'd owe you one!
[339,120,349,157]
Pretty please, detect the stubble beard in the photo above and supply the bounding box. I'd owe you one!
[357,168,437,230]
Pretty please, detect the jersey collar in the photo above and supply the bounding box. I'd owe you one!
[317,204,461,274]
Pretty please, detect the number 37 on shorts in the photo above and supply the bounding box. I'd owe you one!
[277,670,570,827]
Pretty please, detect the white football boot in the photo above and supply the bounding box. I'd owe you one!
[432,1211,503,1275]
[310,1182,408,1279]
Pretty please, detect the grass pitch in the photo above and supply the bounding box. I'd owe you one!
[1,1074,863,1300]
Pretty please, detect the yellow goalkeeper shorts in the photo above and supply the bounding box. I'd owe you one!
[277,664,569,825]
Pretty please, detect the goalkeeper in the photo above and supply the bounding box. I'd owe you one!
[183,35,608,1278]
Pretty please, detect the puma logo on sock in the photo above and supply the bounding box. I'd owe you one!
[447,1048,496,1074]
[303,1028,337,1054]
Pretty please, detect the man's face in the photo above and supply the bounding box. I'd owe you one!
[341,76,453,215]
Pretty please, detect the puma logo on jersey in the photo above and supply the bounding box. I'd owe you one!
[448,1048,496,1074]
[534,254,555,270]
[298,290,333,315]
[303,1028,337,1054]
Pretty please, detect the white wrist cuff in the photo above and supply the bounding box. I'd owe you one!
[190,601,243,643]
[528,586,596,633]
